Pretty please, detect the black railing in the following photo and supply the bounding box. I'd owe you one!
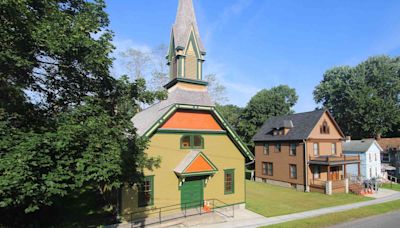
[128,199,234,227]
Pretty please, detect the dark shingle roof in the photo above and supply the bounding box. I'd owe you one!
[252,109,326,142]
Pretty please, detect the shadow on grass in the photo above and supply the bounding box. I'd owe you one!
[40,186,118,227]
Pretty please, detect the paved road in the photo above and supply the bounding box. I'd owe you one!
[332,210,400,228]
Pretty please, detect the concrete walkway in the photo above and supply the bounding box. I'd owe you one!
[198,190,400,228]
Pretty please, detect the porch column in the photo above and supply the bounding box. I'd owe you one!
[327,165,331,181]
[357,162,361,177]
[344,155,347,178]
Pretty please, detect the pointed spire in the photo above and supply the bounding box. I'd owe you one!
[173,0,205,53]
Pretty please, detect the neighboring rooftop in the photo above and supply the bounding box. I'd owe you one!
[252,109,327,142]
[343,139,382,153]
[376,137,400,150]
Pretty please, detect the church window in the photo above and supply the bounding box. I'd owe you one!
[180,135,204,149]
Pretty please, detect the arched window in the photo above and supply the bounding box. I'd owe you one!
[180,135,204,149]
[181,135,191,149]
[193,135,203,149]
[320,121,330,134]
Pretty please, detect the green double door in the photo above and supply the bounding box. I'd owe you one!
[181,179,204,209]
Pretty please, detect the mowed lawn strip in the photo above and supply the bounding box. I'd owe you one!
[382,183,400,191]
[264,199,400,228]
[246,180,371,217]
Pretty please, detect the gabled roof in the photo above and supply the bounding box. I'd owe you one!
[343,139,383,153]
[172,0,205,53]
[252,109,344,142]
[132,87,214,136]
[131,88,254,160]
[174,151,217,177]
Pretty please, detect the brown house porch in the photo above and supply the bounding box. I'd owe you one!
[308,155,360,194]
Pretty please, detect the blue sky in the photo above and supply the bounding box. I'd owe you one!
[105,0,400,112]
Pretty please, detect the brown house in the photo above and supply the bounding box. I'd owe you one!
[252,109,360,194]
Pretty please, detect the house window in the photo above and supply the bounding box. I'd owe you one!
[289,164,297,179]
[224,169,234,194]
[263,162,273,176]
[331,143,336,155]
[382,153,390,162]
[320,121,330,134]
[263,143,269,155]
[370,168,372,178]
[180,135,204,149]
[313,166,321,179]
[375,153,377,161]
[138,176,154,207]
[313,143,319,156]
[290,143,297,156]
[369,153,372,162]
[275,143,282,153]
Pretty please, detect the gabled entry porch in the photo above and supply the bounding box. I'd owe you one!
[174,151,218,208]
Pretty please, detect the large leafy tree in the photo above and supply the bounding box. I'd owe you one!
[0,0,161,225]
[216,104,242,131]
[314,56,400,139]
[238,85,298,146]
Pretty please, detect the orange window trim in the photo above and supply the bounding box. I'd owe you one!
[161,111,222,130]
[185,156,214,173]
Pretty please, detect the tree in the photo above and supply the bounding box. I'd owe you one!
[1,0,115,115]
[216,104,242,131]
[314,56,400,139]
[238,85,298,146]
[119,44,169,91]
[0,1,161,225]
[204,73,229,104]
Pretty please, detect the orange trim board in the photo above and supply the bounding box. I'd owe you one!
[186,155,215,173]
[160,110,222,130]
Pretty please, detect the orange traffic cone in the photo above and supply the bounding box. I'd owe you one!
[203,201,211,213]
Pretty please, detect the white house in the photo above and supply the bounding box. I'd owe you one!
[343,139,382,179]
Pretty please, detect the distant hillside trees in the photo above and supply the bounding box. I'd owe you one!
[314,55,400,139]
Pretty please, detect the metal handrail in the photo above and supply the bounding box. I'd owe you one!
[128,198,235,227]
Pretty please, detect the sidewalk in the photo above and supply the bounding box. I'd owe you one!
[198,190,400,228]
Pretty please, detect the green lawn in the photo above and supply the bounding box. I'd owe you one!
[246,180,371,217]
[382,183,400,191]
[264,200,400,228]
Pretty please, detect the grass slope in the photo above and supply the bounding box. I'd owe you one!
[382,183,400,192]
[265,200,400,227]
[246,180,371,217]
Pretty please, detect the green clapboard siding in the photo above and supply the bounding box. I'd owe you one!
[181,179,204,209]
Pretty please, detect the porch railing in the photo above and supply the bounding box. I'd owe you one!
[309,154,360,163]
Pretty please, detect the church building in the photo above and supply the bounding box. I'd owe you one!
[121,0,254,218]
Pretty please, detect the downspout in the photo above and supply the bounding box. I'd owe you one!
[303,139,309,192]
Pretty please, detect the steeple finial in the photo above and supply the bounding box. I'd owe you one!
[173,0,205,53]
